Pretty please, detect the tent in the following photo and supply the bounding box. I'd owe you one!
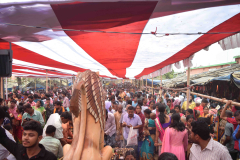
[0,1,240,79]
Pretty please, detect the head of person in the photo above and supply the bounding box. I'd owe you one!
[46,98,51,105]
[167,99,171,107]
[45,125,56,137]
[158,152,178,160]
[127,106,135,118]
[127,100,132,105]
[189,95,194,102]
[234,110,240,125]
[203,106,209,115]
[28,95,33,103]
[36,100,41,107]
[22,121,43,148]
[62,92,66,98]
[13,92,18,98]
[142,98,147,105]
[23,103,34,115]
[144,109,152,119]
[17,105,24,115]
[190,120,210,144]
[148,95,152,100]
[125,150,136,160]
[174,105,181,113]
[195,99,201,107]
[10,99,16,109]
[201,99,208,107]
[186,109,193,117]
[23,92,29,99]
[33,94,38,100]
[170,113,185,132]
[133,96,137,102]
[3,125,13,135]
[186,115,195,128]
[110,95,115,103]
[176,93,179,97]
[157,103,166,124]
[54,101,62,110]
[60,112,72,124]
[150,113,156,120]
[117,104,123,113]
[224,110,232,118]
[170,109,176,115]
[135,105,142,114]
[165,95,169,100]
[117,96,122,102]
[149,100,155,109]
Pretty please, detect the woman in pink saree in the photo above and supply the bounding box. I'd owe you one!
[161,113,188,160]
[154,103,171,152]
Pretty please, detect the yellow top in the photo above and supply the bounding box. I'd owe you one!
[182,101,196,110]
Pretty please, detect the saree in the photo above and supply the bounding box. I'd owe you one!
[213,115,226,142]
[15,114,23,144]
[140,135,154,160]
[154,117,165,141]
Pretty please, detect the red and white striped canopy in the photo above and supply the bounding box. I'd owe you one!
[0,0,240,79]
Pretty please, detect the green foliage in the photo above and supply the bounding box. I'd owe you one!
[155,70,176,80]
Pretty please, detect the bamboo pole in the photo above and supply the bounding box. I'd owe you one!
[152,74,153,95]
[35,78,36,91]
[49,78,51,90]
[142,77,143,90]
[183,91,240,107]
[160,70,162,97]
[46,70,48,93]
[0,78,3,99]
[5,77,8,101]
[146,78,147,89]
[186,67,190,109]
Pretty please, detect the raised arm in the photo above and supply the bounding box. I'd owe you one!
[220,100,232,120]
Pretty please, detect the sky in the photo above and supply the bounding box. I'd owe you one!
[173,42,240,72]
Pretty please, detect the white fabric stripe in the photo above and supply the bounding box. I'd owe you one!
[14,69,59,76]
[126,5,240,78]
[1,4,117,78]
[13,59,77,75]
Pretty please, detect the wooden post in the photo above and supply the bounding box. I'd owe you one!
[0,78,3,99]
[49,78,51,90]
[46,70,48,93]
[152,74,153,95]
[5,77,8,101]
[142,77,143,90]
[146,78,147,90]
[160,70,162,97]
[186,67,190,109]
[35,78,36,91]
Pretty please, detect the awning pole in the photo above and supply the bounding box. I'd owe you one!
[152,74,153,95]
[142,77,143,90]
[5,77,8,101]
[49,78,51,90]
[160,70,162,97]
[35,78,36,91]
[186,67,190,109]
[0,78,3,99]
[46,70,48,93]
[146,77,147,90]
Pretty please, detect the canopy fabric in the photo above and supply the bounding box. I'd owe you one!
[0,1,240,79]
[210,74,231,82]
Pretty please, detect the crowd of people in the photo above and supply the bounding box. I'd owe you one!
[0,86,239,160]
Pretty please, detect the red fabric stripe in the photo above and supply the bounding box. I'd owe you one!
[136,13,240,78]
[12,65,73,77]
[51,2,157,78]
[0,39,86,73]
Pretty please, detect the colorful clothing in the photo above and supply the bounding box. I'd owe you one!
[28,101,36,107]
[15,114,23,144]
[161,127,188,160]
[182,101,196,110]
[140,136,154,160]
[114,112,123,144]
[154,117,165,141]
[53,107,65,115]
[32,106,46,122]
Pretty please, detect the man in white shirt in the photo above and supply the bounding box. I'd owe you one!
[43,112,71,146]
[40,125,63,158]
[104,110,116,147]
[189,121,232,160]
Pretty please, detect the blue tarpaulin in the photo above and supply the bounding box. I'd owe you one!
[210,74,231,82]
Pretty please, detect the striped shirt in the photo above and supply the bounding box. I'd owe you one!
[189,138,232,160]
